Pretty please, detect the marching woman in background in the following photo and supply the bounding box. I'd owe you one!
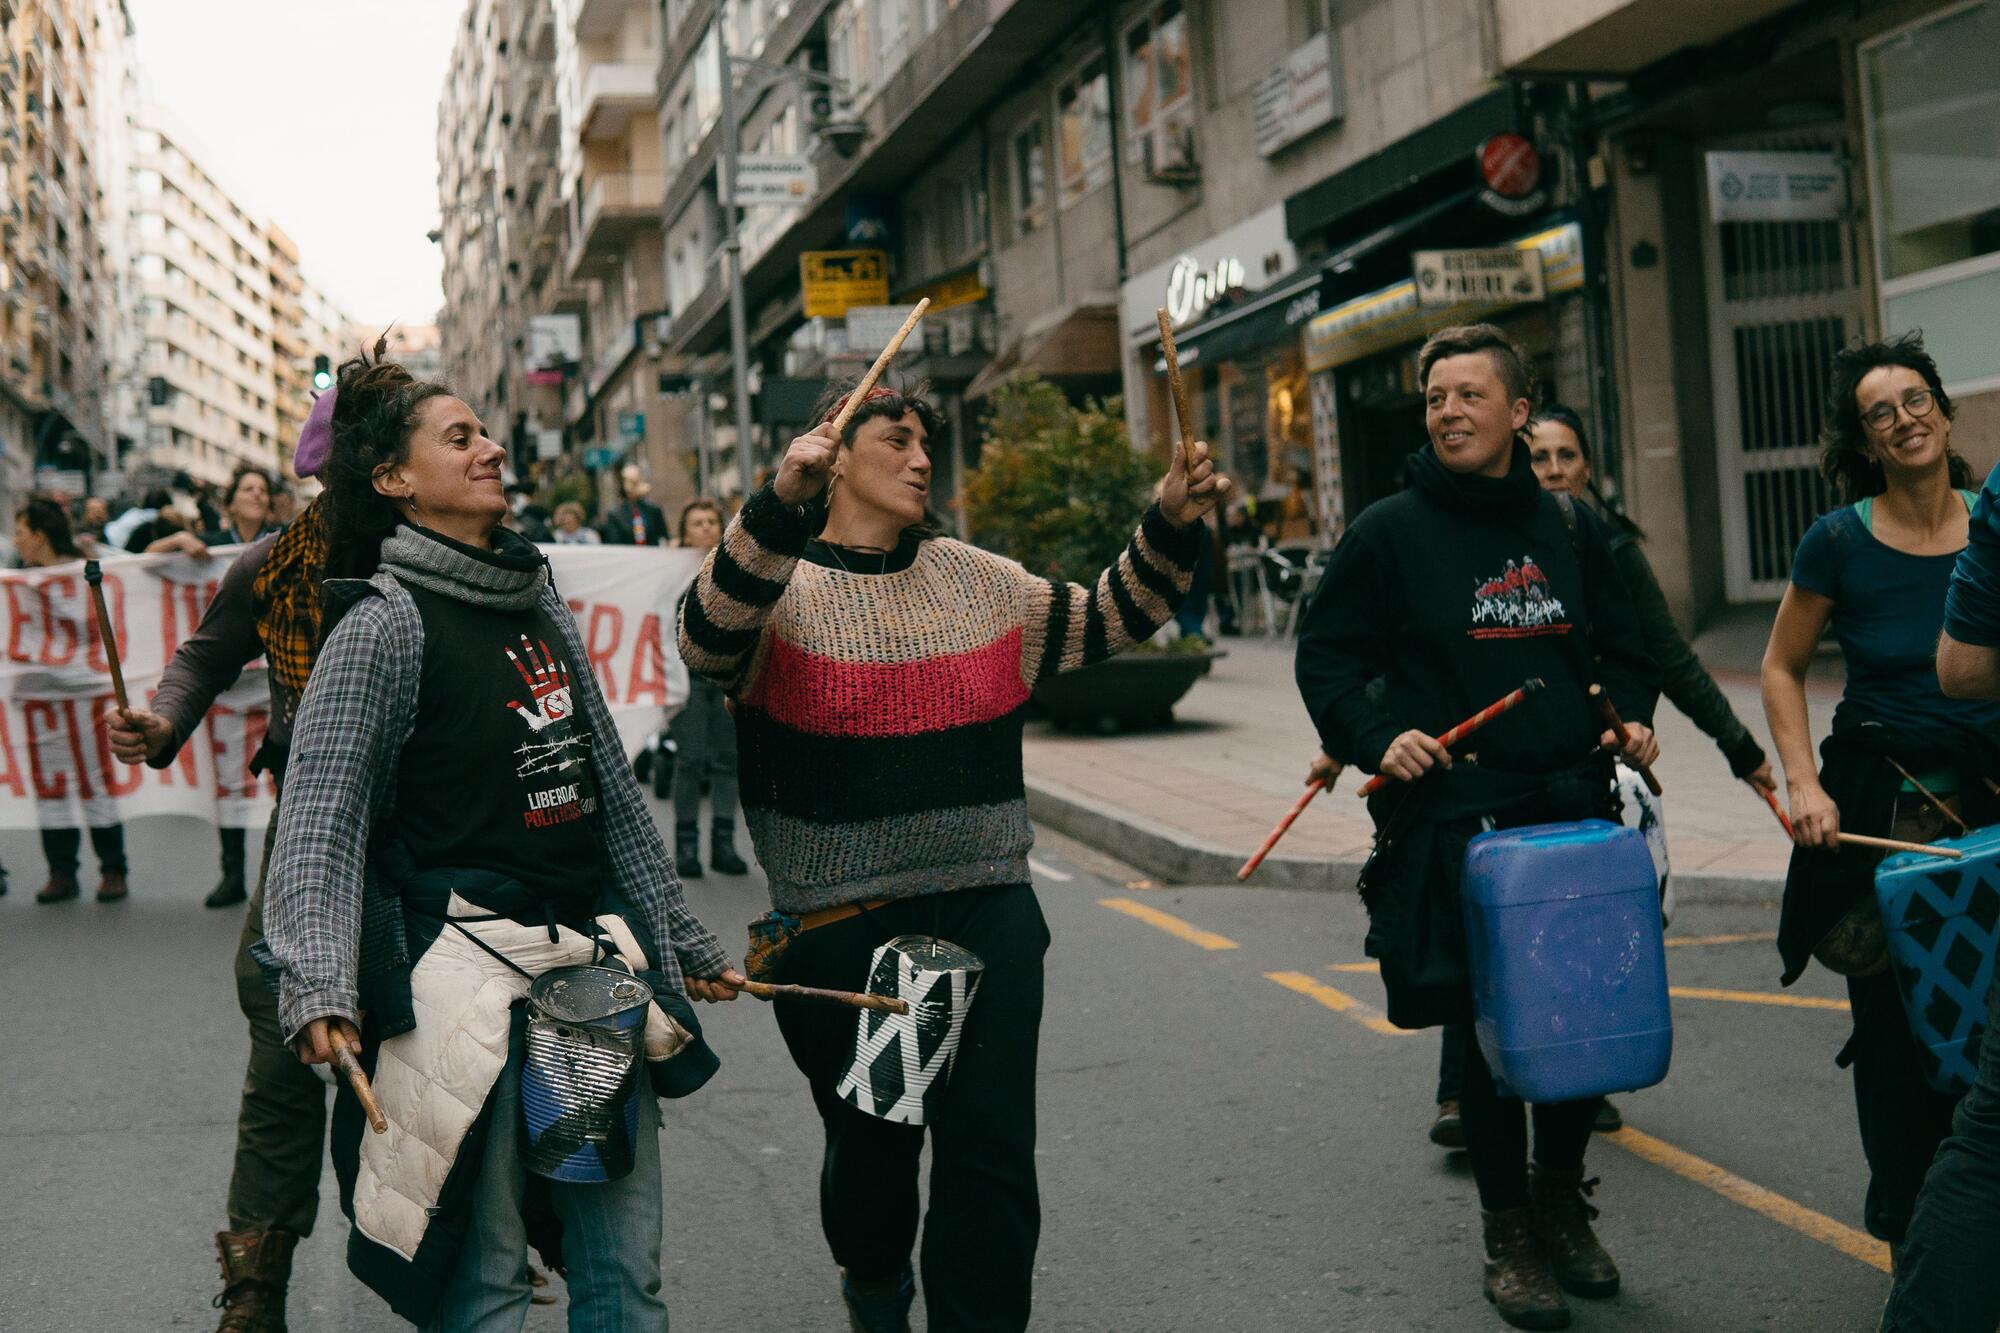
[1760,332,2000,1270]
[677,379,1228,1333]
[1295,325,1659,1331]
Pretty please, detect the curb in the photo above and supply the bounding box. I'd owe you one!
[1024,777,1785,907]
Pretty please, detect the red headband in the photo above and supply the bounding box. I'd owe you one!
[822,385,898,426]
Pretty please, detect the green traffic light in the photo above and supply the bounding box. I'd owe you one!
[313,371,333,390]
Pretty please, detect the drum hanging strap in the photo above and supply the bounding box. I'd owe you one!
[405,905,537,982]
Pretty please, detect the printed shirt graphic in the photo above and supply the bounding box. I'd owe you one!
[394,589,605,910]
[1467,554,1571,640]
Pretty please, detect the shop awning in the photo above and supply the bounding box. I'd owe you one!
[1302,219,1585,374]
[1151,190,1480,374]
[966,302,1120,401]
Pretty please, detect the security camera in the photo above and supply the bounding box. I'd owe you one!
[817,119,868,158]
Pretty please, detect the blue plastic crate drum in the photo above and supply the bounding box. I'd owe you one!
[1874,824,2000,1095]
[1461,820,1674,1104]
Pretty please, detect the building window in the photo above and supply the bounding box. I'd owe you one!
[1123,1,1191,165]
[1861,0,2000,391]
[1012,121,1046,236]
[1055,56,1111,207]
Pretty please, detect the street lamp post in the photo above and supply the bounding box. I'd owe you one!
[714,41,854,501]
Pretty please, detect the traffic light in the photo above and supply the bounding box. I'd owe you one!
[147,375,170,406]
[312,354,332,392]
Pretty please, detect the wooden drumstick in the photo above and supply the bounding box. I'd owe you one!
[830,299,929,436]
[1836,832,1964,860]
[82,560,130,714]
[1590,684,1662,796]
[329,1027,388,1134]
[1356,679,1547,798]
[1156,308,1196,467]
[732,978,910,1014]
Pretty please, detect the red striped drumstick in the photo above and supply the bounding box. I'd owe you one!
[1355,679,1547,799]
[1237,778,1328,882]
[1760,786,1795,838]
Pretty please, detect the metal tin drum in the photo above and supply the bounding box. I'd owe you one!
[521,965,651,1182]
[834,935,985,1125]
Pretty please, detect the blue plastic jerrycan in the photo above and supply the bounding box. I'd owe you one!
[1461,819,1673,1102]
[1875,824,2000,1094]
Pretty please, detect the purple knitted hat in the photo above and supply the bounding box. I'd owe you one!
[294,388,335,477]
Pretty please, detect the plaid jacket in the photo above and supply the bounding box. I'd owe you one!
[263,570,729,1041]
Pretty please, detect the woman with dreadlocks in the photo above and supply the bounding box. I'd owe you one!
[677,378,1230,1332]
[262,338,730,1331]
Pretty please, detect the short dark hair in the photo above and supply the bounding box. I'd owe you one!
[678,498,723,541]
[223,464,274,509]
[799,377,946,539]
[1418,323,1534,405]
[1820,330,1964,503]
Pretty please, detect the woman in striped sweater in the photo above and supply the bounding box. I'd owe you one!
[678,381,1229,1332]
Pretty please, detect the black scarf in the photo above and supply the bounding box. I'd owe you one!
[1402,437,1542,515]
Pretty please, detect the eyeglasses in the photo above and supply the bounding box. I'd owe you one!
[1861,388,1937,433]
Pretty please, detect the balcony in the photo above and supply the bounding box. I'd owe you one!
[579,61,653,142]
[521,0,555,60]
[565,171,662,279]
[1495,0,1801,73]
[575,0,643,40]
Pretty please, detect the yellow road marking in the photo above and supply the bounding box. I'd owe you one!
[1329,961,1380,973]
[1265,970,1409,1036]
[1665,932,1778,948]
[1099,897,1239,950]
[1604,1127,1890,1273]
[1672,986,1848,1012]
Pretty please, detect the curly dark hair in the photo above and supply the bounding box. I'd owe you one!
[799,377,947,540]
[17,494,84,561]
[222,463,274,511]
[320,332,454,581]
[1819,331,1964,503]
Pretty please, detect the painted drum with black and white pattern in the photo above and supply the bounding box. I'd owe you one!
[834,934,985,1125]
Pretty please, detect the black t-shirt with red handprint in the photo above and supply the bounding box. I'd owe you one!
[392,584,605,916]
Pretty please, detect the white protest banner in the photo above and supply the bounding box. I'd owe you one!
[0,544,703,831]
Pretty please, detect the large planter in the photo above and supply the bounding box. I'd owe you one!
[1031,650,1223,734]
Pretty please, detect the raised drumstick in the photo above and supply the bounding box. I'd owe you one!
[82,560,130,714]
[329,1027,388,1134]
[1356,679,1547,798]
[731,978,909,1014]
[1156,308,1196,467]
[830,299,929,436]
[1590,684,1662,796]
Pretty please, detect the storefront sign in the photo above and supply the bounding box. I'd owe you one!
[535,427,563,460]
[728,153,814,206]
[1704,150,1844,223]
[1305,221,1583,373]
[1413,248,1547,308]
[528,314,582,370]
[901,268,988,311]
[1252,32,1343,158]
[1120,204,1296,339]
[1479,134,1542,198]
[801,249,889,319]
[846,304,921,349]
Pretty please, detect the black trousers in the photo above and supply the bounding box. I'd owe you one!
[1848,969,1962,1243]
[40,824,126,874]
[1449,1022,1597,1212]
[773,884,1049,1333]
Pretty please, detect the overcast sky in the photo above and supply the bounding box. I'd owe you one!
[122,0,464,330]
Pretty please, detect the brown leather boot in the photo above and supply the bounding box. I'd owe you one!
[212,1228,296,1333]
[1528,1164,1620,1298]
[34,871,79,904]
[1482,1207,1570,1329]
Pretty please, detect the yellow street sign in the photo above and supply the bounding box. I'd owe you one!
[801,249,889,319]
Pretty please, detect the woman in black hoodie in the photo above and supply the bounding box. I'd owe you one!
[1296,324,1659,1331]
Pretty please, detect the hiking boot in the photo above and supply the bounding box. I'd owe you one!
[97,871,130,902]
[1592,1098,1622,1133]
[1482,1207,1570,1329]
[842,1267,915,1333]
[206,869,247,908]
[1430,1099,1465,1148]
[675,820,703,880]
[35,871,80,904]
[1528,1164,1620,1298]
[212,1228,297,1332]
[710,820,749,876]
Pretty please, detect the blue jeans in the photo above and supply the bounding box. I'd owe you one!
[427,1045,668,1332]
[1881,975,2000,1331]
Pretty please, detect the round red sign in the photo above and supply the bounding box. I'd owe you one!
[1479,134,1542,200]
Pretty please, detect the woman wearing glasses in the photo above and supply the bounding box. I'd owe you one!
[1761,332,2000,1268]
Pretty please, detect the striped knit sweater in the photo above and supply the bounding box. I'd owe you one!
[677,483,1202,913]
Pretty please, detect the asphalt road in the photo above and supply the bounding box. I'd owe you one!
[0,812,1892,1331]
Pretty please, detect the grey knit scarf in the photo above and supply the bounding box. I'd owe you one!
[379,523,547,609]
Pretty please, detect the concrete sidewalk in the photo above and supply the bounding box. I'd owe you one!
[1022,634,1844,901]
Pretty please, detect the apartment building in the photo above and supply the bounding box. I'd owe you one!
[132,105,284,486]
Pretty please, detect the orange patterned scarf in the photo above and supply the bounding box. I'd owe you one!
[252,495,329,707]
